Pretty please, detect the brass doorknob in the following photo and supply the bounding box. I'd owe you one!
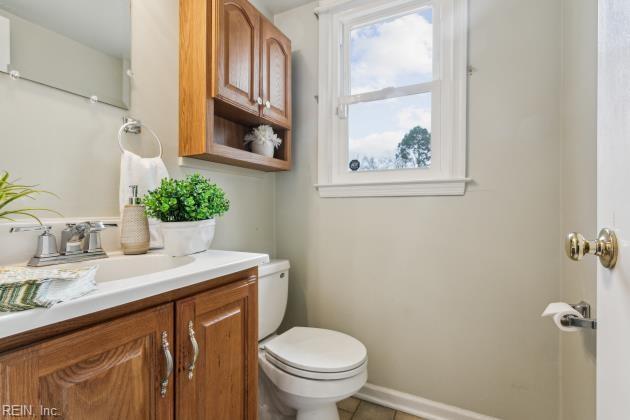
[565,228,618,269]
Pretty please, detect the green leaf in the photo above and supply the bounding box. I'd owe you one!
[143,173,230,222]
[0,171,61,222]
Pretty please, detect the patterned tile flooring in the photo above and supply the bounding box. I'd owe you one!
[337,397,427,420]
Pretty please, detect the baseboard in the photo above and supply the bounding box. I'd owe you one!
[355,383,501,420]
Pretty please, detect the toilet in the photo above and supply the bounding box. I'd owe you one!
[258,260,368,420]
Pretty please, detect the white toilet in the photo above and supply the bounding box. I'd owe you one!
[258,260,368,420]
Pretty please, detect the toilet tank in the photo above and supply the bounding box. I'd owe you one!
[258,259,290,340]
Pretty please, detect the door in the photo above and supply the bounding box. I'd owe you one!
[0,304,174,420]
[176,278,258,420]
[598,1,630,418]
[261,18,291,128]
[215,0,261,115]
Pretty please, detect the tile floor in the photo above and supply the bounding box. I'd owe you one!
[337,397,427,420]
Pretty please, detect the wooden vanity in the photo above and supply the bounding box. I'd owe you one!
[0,267,259,420]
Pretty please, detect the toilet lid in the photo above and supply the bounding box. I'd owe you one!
[264,327,367,374]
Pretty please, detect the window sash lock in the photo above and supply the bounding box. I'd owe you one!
[336,103,348,119]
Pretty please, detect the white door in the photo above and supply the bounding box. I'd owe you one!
[598,1,630,418]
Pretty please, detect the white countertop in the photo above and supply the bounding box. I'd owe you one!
[0,249,269,340]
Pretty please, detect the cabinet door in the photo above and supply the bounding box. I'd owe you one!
[176,278,257,420]
[261,19,291,128]
[0,304,174,420]
[215,0,261,115]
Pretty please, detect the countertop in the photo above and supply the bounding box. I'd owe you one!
[0,249,269,340]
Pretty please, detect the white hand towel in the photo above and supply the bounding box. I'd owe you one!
[119,150,169,249]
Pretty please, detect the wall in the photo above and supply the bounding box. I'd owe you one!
[274,1,563,419]
[559,1,598,419]
[0,0,276,257]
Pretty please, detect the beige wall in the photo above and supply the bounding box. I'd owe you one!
[275,1,565,419]
[0,0,276,255]
[560,1,597,419]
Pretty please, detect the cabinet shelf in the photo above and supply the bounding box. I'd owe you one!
[191,144,291,172]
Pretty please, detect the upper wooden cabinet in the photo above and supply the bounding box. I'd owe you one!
[261,18,291,128]
[215,0,261,115]
[180,0,292,172]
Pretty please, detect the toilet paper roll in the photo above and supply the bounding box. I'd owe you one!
[542,302,583,332]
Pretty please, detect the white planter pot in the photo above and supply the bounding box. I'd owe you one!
[160,219,215,257]
[251,141,275,157]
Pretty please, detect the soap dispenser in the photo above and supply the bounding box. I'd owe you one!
[120,185,150,255]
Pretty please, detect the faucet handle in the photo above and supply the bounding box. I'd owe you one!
[10,225,59,258]
[86,221,118,231]
[82,221,118,253]
[10,225,53,233]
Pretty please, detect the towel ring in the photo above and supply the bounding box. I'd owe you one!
[118,122,163,158]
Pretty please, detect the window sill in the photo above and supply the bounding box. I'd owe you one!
[315,178,472,198]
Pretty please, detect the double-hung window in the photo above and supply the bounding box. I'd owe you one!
[316,0,468,197]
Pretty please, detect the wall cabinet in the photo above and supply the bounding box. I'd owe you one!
[180,0,292,172]
[215,0,261,116]
[0,272,258,420]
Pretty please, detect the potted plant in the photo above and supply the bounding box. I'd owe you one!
[244,125,282,157]
[143,174,230,256]
[0,171,60,223]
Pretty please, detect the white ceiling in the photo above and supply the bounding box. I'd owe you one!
[0,0,130,58]
[262,0,313,15]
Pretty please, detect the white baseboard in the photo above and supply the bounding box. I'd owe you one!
[355,383,501,420]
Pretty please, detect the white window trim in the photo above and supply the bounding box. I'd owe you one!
[316,0,469,198]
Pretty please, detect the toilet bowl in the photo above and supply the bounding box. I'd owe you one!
[258,261,368,420]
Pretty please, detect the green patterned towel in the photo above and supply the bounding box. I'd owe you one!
[0,266,98,312]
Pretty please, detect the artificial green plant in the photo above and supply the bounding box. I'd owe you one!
[143,174,230,222]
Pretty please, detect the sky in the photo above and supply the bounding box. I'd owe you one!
[348,7,434,168]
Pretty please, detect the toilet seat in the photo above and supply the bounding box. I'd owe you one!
[266,351,367,380]
[263,327,368,380]
[259,349,368,400]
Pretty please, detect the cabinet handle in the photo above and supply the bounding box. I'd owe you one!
[160,331,173,398]
[187,321,200,380]
[265,100,271,109]
[256,97,263,106]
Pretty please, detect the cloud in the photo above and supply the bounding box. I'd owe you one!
[398,105,431,131]
[350,104,432,160]
[349,130,404,160]
[351,11,433,94]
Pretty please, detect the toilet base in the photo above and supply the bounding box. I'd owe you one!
[296,403,339,420]
[258,348,367,420]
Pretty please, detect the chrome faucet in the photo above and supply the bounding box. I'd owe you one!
[10,221,118,266]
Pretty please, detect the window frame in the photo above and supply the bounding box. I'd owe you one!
[316,0,469,197]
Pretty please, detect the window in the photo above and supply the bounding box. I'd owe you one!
[316,0,468,197]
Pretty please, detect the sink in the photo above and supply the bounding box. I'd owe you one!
[62,253,195,283]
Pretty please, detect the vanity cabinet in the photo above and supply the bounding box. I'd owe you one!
[0,304,174,420]
[180,0,292,172]
[176,279,257,420]
[0,269,258,420]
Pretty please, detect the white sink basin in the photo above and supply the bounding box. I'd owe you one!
[64,253,195,283]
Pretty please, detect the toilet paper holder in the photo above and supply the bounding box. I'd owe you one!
[561,301,597,330]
